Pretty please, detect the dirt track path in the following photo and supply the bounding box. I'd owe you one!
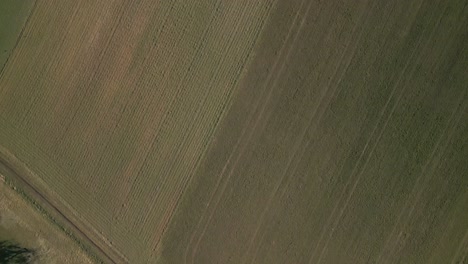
[0,153,124,264]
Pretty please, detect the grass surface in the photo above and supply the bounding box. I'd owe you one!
[0,177,93,263]
[0,0,467,263]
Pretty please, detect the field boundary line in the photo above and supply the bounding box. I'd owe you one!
[145,0,279,259]
[147,1,260,254]
[185,0,314,262]
[150,1,276,256]
[181,0,302,261]
[145,0,245,252]
[113,2,226,242]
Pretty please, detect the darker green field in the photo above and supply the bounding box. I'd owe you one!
[0,0,34,68]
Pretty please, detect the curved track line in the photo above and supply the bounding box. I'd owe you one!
[372,2,458,262]
[247,1,377,262]
[310,68,404,264]
[239,1,373,261]
[307,0,447,261]
[307,15,413,264]
[377,94,466,263]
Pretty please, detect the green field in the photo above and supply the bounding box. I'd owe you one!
[0,0,35,67]
[0,0,467,263]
